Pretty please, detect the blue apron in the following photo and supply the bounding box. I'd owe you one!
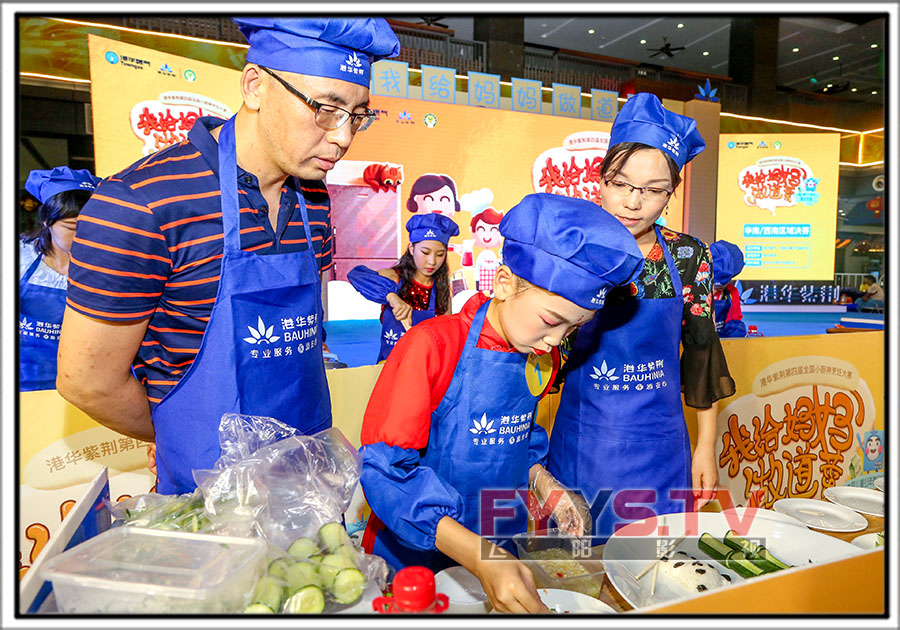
[19,254,66,391]
[713,293,730,334]
[152,117,332,495]
[548,226,691,541]
[377,283,435,362]
[368,301,536,571]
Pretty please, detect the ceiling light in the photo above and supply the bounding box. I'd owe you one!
[677,23,684,28]
[588,29,595,34]
[832,56,839,60]
[851,87,858,92]
[640,39,646,44]
[870,43,878,48]
[702,51,709,56]
[792,47,799,52]
[540,33,548,38]
[541,23,547,27]
[871,90,878,95]
[827,83,833,88]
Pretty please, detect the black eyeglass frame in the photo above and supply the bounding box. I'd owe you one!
[259,65,376,132]
[602,178,674,201]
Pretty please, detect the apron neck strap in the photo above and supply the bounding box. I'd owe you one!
[21,250,44,283]
[217,117,241,253]
[463,299,491,351]
[654,225,684,295]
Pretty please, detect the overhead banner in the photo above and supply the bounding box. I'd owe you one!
[715,133,840,281]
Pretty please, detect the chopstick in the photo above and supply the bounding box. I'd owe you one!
[650,560,660,596]
[635,534,686,580]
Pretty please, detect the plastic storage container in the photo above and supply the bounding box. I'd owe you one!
[40,527,266,614]
[513,529,606,599]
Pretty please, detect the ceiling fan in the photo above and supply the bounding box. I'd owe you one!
[418,16,450,29]
[648,37,685,58]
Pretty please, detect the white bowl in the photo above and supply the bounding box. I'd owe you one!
[538,588,616,614]
[434,566,490,614]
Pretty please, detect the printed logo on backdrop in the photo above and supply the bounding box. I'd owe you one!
[130,92,233,155]
[738,156,819,216]
[717,355,879,506]
[589,358,668,392]
[241,312,318,360]
[532,131,610,203]
[469,412,533,447]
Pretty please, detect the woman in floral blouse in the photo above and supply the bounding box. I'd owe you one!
[547,93,736,541]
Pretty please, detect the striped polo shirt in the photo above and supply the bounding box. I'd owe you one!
[67,116,333,406]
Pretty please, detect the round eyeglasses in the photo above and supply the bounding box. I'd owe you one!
[603,179,673,203]
[260,66,376,132]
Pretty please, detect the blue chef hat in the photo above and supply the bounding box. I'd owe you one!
[500,193,645,310]
[25,167,100,204]
[609,92,706,170]
[406,213,460,246]
[234,18,401,87]
[710,240,745,286]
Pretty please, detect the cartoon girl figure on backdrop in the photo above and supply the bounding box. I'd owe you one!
[407,173,461,218]
[470,207,504,295]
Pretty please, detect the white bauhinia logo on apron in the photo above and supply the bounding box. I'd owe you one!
[424,229,437,238]
[590,287,608,307]
[243,316,281,344]
[20,317,34,332]
[340,51,365,76]
[662,135,681,157]
[590,360,618,381]
[470,413,496,435]
[384,329,400,343]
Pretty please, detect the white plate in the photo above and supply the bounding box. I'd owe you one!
[602,511,863,609]
[773,498,869,531]
[874,477,885,492]
[721,506,809,530]
[538,588,616,614]
[823,486,884,517]
[434,566,490,614]
[851,532,884,550]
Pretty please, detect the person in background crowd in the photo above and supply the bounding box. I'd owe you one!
[57,18,401,494]
[710,240,747,338]
[547,93,736,542]
[852,274,884,311]
[19,167,100,392]
[359,193,644,613]
[348,213,458,362]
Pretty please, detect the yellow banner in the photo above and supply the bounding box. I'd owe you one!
[715,133,840,281]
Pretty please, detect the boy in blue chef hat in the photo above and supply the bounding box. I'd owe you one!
[58,19,402,495]
[359,192,644,613]
[348,213,460,362]
[710,240,747,338]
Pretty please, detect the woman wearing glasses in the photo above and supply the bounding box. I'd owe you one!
[547,93,736,541]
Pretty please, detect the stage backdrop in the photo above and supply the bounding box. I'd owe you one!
[715,133,840,281]
[87,36,688,294]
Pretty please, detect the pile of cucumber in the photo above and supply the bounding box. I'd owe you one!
[121,491,211,532]
[244,522,367,614]
[698,530,792,579]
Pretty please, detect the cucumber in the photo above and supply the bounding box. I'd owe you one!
[723,550,767,579]
[268,557,292,581]
[308,554,324,563]
[330,567,366,604]
[316,553,350,590]
[283,584,325,614]
[723,530,789,571]
[288,537,320,560]
[248,576,283,612]
[698,532,733,560]
[243,603,276,614]
[285,561,321,590]
[318,521,352,554]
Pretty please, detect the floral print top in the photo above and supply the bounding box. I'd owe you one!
[560,227,735,408]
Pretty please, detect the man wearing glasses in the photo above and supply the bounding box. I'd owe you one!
[57,18,400,494]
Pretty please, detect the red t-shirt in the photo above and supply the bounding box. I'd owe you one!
[360,293,559,450]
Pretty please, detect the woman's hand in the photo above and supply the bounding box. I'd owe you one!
[386,292,413,322]
[473,541,549,614]
[691,442,719,510]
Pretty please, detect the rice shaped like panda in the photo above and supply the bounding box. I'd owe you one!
[658,550,732,593]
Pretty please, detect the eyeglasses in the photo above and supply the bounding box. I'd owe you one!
[259,66,376,132]
[603,179,673,202]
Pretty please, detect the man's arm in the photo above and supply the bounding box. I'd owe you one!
[56,307,155,441]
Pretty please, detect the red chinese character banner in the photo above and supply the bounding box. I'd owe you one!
[685,332,885,510]
[88,34,242,176]
[715,133,840,281]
